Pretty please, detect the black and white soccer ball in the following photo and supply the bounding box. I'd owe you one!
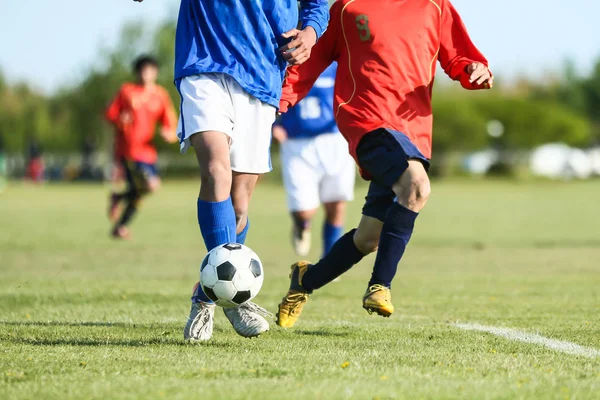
[199,243,264,308]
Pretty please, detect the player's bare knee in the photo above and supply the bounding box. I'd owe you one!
[199,162,231,190]
[353,230,379,255]
[394,163,430,211]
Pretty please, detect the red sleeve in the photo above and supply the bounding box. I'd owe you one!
[280,2,340,112]
[159,90,177,132]
[105,86,125,125]
[438,0,491,90]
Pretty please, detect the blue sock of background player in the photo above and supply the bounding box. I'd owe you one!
[322,222,343,257]
[193,197,237,303]
[301,204,417,292]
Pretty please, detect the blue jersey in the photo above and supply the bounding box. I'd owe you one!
[279,63,338,139]
[175,0,329,108]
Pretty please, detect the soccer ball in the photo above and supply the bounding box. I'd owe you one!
[199,243,264,308]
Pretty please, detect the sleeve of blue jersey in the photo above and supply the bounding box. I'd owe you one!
[299,0,330,39]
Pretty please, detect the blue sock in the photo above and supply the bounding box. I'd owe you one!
[369,203,418,288]
[197,197,237,251]
[302,229,365,292]
[322,222,343,257]
[237,218,250,244]
[194,197,236,303]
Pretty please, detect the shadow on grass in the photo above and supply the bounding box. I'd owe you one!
[3,336,230,348]
[0,320,175,328]
[294,329,349,337]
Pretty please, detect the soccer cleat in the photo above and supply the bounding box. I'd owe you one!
[292,226,311,257]
[276,261,311,328]
[111,225,130,240]
[362,284,394,317]
[223,302,271,338]
[183,301,216,342]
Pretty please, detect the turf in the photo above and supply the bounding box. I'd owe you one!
[1,180,599,399]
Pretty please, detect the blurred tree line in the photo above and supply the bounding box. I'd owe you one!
[0,20,595,162]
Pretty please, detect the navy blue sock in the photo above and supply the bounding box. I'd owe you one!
[194,198,236,303]
[236,218,250,245]
[302,229,365,292]
[369,203,418,288]
[322,222,343,257]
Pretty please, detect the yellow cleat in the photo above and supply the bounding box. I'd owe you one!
[362,284,394,317]
[276,261,311,328]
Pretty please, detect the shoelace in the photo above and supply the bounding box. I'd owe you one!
[366,284,389,297]
[283,292,308,314]
[241,302,274,320]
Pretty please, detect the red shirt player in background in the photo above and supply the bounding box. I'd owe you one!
[276,0,493,327]
[105,55,177,239]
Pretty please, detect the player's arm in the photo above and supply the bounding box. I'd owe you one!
[158,91,178,143]
[280,0,329,65]
[438,0,493,90]
[105,88,126,128]
[271,123,288,144]
[280,3,340,112]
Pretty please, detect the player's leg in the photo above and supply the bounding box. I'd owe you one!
[359,130,430,317]
[108,160,126,222]
[178,74,235,341]
[191,130,237,250]
[230,171,258,244]
[317,132,356,257]
[280,137,321,256]
[219,75,275,337]
[322,201,346,256]
[111,160,143,239]
[275,191,389,328]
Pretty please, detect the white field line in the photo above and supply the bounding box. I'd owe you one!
[454,323,600,359]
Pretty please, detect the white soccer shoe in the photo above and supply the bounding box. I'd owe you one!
[223,302,272,338]
[183,301,215,342]
[292,226,311,257]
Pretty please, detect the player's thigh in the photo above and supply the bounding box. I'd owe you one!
[280,139,321,213]
[356,128,429,206]
[176,74,234,174]
[227,77,276,175]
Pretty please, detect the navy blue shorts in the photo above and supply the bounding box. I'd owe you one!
[356,129,429,222]
[121,159,159,193]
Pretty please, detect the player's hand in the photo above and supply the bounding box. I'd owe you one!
[161,128,178,144]
[272,125,288,144]
[467,63,493,88]
[119,111,133,125]
[280,27,317,65]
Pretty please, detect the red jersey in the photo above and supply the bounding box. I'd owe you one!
[280,0,490,167]
[105,83,177,164]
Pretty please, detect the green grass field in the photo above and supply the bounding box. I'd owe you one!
[1,179,599,399]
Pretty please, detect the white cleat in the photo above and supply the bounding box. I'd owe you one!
[183,301,215,342]
[292,226,311,257]
[223,302,272,338]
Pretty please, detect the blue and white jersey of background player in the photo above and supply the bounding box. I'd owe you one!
[277,63,356,214]
[174,0,329,175]
[279,63,338,140]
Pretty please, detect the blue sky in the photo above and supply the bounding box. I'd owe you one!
[1,0,598,93]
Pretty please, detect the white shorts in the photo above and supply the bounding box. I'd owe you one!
[281,133,356,212]
[176,73,276,174]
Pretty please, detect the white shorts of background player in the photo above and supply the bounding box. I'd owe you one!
[280,132,356,212]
